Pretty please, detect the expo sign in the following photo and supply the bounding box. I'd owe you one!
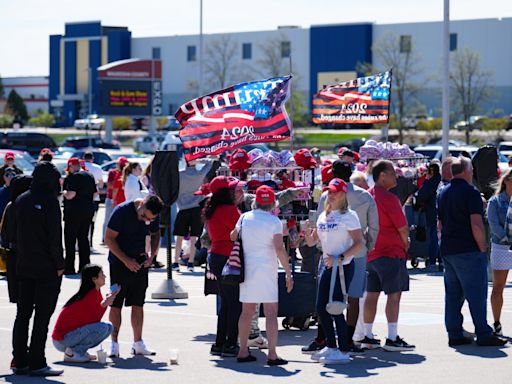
[152,80,162,116]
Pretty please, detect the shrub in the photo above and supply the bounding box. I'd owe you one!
[112,117,132,130]
[0,114,13,128]
[28,112,55,127]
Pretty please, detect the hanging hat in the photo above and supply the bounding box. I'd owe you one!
[294,148,317,169]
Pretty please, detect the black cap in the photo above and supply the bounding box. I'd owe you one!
[340,149,355,158]
[332,160,352,182]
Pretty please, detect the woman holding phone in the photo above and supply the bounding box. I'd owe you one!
[52,264,117,362]
[305,178,363,364]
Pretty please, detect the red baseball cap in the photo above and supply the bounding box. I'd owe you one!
[294,148,317,169]
[255,185,276,205]
[247,179,263,191]
[323,177,348,193]
[118,157,129,168]
[66,157,80,172]
[321,164,333,184]
[209,176,244,194]
[321,159,333,167]
[229,148,252,171]
[40,147,53,155]
[194,183,212,197]
[352,152,360,162]
[337,146,348,156]
[4,152,15,161]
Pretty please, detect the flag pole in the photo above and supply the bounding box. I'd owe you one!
[289,55,294,152]
[442,0,450,159]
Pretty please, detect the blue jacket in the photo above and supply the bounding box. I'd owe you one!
[487,191,511,245]
[416,174,441,226]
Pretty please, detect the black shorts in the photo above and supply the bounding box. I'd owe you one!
[173,207,203,237]
[367,257,409,295]
[109,261,149,308]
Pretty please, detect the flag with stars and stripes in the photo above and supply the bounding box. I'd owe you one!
[312,70,392,125]
[175,76,292,161]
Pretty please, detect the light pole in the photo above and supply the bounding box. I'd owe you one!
[198,0,203,97]
[442,0,450,159]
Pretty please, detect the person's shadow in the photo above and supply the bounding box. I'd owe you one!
[0,374,66,384]
[212,350,300,377]
[109,355,170,371]
[451,344,509,358]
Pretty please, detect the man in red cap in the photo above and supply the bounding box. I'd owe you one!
[103,157,129,243]
[62,157,97,275]
[0,152,23,187]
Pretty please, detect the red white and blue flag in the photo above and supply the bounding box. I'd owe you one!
[312,70,392,125]
[175,76,292,161]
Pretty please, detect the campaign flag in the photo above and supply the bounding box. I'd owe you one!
[312,70,392,125]
[175,76,292,161]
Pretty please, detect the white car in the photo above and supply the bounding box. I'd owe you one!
[498,141,512,158]
[133,133,166,154]
[74,114,106,130]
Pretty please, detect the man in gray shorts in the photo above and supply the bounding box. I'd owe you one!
[363,160,415,351]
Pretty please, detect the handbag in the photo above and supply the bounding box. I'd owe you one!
[203,254,219,296]
[325,257,348,316]
[221,215,245,285]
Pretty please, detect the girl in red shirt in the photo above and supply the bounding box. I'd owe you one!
[52,264,118,362]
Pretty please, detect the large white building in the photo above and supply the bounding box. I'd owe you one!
[41,18,512,126]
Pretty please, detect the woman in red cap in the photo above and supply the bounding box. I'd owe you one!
[103,157,129,241]
[230,185,293,366]
[204,176,243,357]
[304,178,364,365]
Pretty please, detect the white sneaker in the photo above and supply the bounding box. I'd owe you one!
[311,346,330,362]
[132,340,156,356]
[319,348,351,364]
[64,351,90,363]
[247,335,268,349]
[109,341,119,358]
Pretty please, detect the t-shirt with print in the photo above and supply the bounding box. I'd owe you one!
[368,185,408,262]
[316,208,361,265]
[107,201,159,264]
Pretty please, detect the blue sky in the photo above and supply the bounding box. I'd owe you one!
[1,0,511,77]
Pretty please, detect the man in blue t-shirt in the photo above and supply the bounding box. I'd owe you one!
[438,156,506,347]
[105,195,164,358]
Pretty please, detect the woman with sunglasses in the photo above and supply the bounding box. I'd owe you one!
[305,178,363,364]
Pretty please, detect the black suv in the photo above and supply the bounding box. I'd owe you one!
[62,136,121,150]
[0,131,57,158]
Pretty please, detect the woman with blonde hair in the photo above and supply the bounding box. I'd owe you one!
[487,168,512,336]
[305,178,363,364]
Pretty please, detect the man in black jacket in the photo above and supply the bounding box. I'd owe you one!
[12,162,65,377]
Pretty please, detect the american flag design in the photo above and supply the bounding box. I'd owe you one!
[175,76,292,161]
[312,70,392,125]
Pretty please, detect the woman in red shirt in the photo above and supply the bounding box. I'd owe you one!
[52,264,118,362]
[204,176,242,357]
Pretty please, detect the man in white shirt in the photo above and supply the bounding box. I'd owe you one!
[83,152,104,248]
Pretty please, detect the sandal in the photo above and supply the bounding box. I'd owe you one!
[237,354,257,363]
[267,357,288,366]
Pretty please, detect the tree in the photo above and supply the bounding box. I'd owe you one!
[256,33,290,78]
[450,48,494,144]
[203,35,239,91]
[5,89,28,121]
[371,32,423,143]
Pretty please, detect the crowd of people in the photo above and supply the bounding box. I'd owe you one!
[1,142,510,376]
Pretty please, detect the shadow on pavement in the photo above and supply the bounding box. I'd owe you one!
[55,361,108,370]
[212,350,301,377]
[451,345,509,358]
[192,333,216,343]
[319,351,426,378]
[109,356,170,371]
[0,374,66,384]
[145,300,187,307]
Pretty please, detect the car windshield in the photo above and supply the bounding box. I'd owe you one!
[499,145,512,152]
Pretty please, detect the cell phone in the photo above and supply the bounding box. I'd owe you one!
[308,210,317,223]
[110,284,121,294]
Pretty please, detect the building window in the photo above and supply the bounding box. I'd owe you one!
[450,33,457,51]
[152,47,161,59]
[281,41,291,58]
[242,43,252,60]
[187,45,197,62]
[400,35,412,53]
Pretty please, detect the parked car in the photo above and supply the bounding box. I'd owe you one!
[498,141,512,158]
[62,136,121,150]
[454,115,486,131]
[54,148,112,165]
[103,149,139,161]
[133,133,166,153]
[74,114,105,130]
[0,149,35,174]
[0,131,58,158]
[414,145,479,160]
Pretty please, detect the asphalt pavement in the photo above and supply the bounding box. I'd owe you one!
[1,206,511,383]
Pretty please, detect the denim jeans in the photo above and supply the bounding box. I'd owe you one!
[428,223,440,265]
[102,198,113,241]
[442,251,493,340]
[316,260,354,351]
[53,322,113,355]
